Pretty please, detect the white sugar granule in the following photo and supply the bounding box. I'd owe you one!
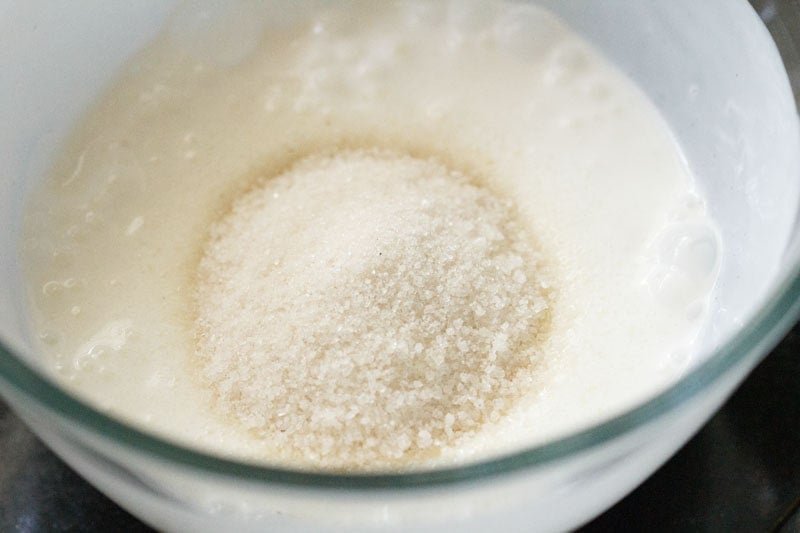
[194,148,550,470]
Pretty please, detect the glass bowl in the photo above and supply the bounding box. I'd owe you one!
[1,1,799,531]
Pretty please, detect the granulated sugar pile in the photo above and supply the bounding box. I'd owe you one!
[194,149,550,470]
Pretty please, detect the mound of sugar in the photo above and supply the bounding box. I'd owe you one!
[194,149,550,470]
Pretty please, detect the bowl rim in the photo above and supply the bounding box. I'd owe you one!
[1,0,800,492]
[2,259,800,489]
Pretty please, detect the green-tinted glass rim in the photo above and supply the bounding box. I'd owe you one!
[1,256,799,490]
[1,0,799,491]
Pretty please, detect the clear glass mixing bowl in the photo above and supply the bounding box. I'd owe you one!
[1,1,799,531]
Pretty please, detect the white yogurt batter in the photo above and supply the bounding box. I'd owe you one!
[22,1,720,470]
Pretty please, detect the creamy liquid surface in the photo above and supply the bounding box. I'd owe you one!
[22,1,720,470]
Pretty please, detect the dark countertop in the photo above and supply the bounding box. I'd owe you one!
[1,324,799,532]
